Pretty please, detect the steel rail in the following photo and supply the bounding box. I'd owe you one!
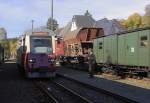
[52,80,94,103]
[56,73,139,103]
[34,81,59,103]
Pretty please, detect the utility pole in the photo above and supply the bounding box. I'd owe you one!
[31,20,34,33]
[51,0,53,31]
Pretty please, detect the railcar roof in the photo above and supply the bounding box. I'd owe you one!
[94,26,150,39]
[24,27,55,36]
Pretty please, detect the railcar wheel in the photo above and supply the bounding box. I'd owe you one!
[148,72,150,79]
[128,74,133,78]
[138,76,143,80]
[133,75,138,79]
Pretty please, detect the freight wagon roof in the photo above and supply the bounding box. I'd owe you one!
[94,26,150,39]
[64,27,102,41]
[94,18,126,35]
[63,29,80,41]
[60,21,72,37]
[117,26,150,35]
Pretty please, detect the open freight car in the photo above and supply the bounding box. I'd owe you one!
[62,27,104,64]
[93,27,150,78]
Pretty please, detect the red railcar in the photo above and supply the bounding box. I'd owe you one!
[17,31,56,78]
[54,38,64,56]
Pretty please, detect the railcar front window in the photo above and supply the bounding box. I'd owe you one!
[31,37,52,54]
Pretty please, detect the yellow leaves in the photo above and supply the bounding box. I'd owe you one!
[126,13,142,28]
[0,39,17,58]
[119,4,150,29]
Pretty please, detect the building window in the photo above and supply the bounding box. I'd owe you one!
[140,36,148,47]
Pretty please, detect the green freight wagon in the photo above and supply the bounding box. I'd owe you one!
[93,37,104,64]
[93,34,117,65]
[103,35,117,64]
[93,27,150,77]
[118,32,139,66]
[118,29,150,67]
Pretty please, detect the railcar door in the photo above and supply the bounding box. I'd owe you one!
[125,32,138,66]
[138,30,149,67]
[104,36,111,64]
[118,34,126,65]
[93,39,98,62]
[111,35,117,64]
[97,38,104,64]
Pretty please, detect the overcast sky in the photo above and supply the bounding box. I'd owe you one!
[0,0,150,38]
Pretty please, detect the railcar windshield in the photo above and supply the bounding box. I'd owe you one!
[30,36,52,54]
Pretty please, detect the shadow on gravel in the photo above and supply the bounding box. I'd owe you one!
[0,61,57,82]
[0,62,26,81]
[0,61,39,103]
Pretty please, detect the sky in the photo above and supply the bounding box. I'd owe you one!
[0,0,150,38]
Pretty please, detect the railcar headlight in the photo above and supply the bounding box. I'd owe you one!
[48,58,55,62]
[29,59,36,63]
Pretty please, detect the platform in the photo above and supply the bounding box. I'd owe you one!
[56,68,150,103]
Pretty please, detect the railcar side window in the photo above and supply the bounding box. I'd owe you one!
[140,36,148,47]
[99,42,103,49]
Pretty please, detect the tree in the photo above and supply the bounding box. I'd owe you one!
[0,39,10,58]
[84,10,92,17]
[47,17,58,31]
[0,38,17,59]
[127,13,142,28]
[119,19,128,28]
[142,4,150,26]
[9,38,17,58]
[119,13,142,29]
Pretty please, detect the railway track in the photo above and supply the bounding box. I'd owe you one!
[33,71,139,103]
[33,80,92,103]
[56,74,139,103]
[34,81,59,103]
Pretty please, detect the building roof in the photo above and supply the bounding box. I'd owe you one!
[73,15,95,28]
[61,15,96,40]
[94,18,126,35]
